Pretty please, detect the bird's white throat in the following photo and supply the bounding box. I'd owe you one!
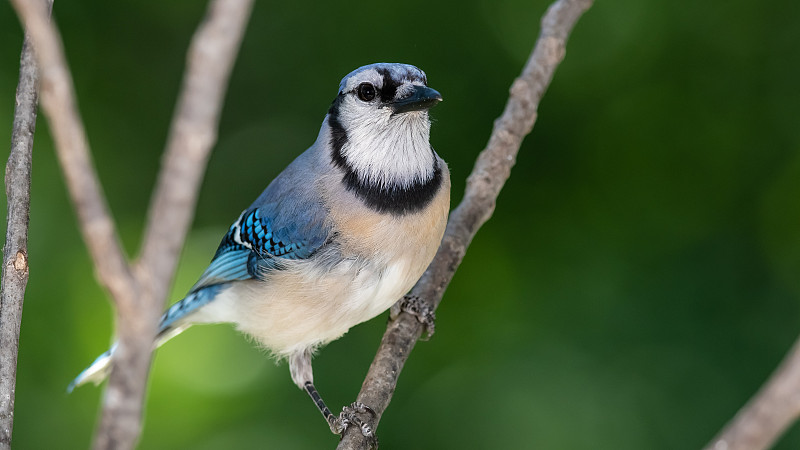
[334,106,436,190]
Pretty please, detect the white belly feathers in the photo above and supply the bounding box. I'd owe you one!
[200,257,416,357]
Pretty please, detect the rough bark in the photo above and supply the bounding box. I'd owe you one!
[337,0,595,448]
[0,16,45,450]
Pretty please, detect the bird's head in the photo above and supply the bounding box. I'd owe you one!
[326,63,443,214]
[335,63,442,117]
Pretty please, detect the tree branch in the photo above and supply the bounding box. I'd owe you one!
[94,1,253,448]
[706,336,800,450]
[0,4,50,445]
[336,0,594,448]
[135,0,254,311]
[9,0,135,302]
[9,0,253,449]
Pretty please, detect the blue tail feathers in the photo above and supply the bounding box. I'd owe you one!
[67,284,227,392]
[158,284,225,332]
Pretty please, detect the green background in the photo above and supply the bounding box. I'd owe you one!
[2,0,800,448]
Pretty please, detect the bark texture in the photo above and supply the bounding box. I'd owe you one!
[0,22,43,450]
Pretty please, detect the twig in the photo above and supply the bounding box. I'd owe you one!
[337,0,594,448]
[705,337,800,450]
[0,6,49,446]
[8,0,253,449]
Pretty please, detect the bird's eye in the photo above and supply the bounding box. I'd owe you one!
[356,83,376,102]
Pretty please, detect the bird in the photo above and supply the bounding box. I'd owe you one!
[69,62,450,436]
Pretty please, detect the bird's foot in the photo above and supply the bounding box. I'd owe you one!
[329,402,378,446]
[391,294,436,340]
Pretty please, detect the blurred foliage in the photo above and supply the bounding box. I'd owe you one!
[2,0,800,448]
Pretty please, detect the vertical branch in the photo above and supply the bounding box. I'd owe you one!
[95,0,253,448]
[0,12,46,448]
[705,336,800,450]
[9,0,253,449]
[336,0,594,448]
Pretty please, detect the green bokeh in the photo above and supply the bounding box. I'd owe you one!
[2,0,800,448]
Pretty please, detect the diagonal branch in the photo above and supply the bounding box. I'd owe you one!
[705,336,800,450]
[0,2,51,445]
[9,0,135,302]
[135,0,254,312]
[337,0,594,448]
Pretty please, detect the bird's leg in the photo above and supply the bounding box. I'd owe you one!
[290,349,377,439]
[303,382,376,438]
[391,294,436,340]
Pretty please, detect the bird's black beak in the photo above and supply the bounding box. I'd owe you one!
[390,85,443,114]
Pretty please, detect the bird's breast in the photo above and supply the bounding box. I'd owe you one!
[222,164,450,357]
[325,163,451,270]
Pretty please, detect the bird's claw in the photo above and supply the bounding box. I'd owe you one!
[329,402,378,447]
[391,294,436,340]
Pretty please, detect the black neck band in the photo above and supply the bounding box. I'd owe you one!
[328,96,442,216]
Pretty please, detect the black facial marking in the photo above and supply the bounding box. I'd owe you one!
[376,68,399,104]
[327,95,348,157]
[327,66,441,215]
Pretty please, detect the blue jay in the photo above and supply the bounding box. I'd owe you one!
[70,63,450,436]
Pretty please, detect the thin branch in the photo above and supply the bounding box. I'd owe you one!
[337,0,594,448]
[705,336,800,450]
[94,1,253,449]
[9,0,135,302]
[135,0,254,309]
[0,6,49,445]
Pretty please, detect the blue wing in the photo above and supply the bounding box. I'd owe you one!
[189,147,330,292]
[157,203,329,342]
[190,206,328,292]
